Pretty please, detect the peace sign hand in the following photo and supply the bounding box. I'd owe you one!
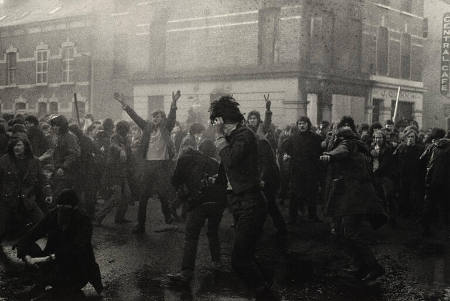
[264,94,271,111]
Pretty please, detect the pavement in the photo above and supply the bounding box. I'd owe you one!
[2,199,450,300]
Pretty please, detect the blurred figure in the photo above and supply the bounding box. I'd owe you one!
[15,189,103,300]
[96,121,132,225]
[167,139,226,285]
[49,115,80,197]
[281,116,322,223]
[24,115,49,158]
[0,136,50,252]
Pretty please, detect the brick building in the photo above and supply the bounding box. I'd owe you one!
[362,0,426,127]
[423,0,450,130]
[0,0,427,128]
[0,0,130,120]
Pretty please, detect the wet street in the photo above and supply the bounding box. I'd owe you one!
[2,200,450,301]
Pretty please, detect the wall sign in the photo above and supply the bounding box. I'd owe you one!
[441,13,450,95]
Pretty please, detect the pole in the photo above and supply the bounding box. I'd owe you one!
[392,86,401,123]
[73,93,81,127]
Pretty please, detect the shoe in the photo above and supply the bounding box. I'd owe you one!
[115,218,132,224]
[361,264,385,282]
[255,286,280,301]
[167,271,192,285]
[132,224,145,234]
[165,216,174,225]
[94,216,104,226]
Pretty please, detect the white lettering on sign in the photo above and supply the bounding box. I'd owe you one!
[372,88,422,101]
[442,13,450,95]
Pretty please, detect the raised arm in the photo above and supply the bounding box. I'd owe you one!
[166,90,181,133]
[261,94,272,135]
[114,93,147,130]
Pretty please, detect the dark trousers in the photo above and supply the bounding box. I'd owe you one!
[136,160,175,227]
[181,202,224,272]
[96,179,130,223]
[230,190,267,290]
[264,187,286,233]
[289,177,319,222]
[0,200,43,241]
[337,215,378,271]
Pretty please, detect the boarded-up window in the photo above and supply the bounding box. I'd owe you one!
[376,26,388,75]
[148,95,164,120]
[391,100,413,121]
[258,7,280,65]
[401,33,411,79]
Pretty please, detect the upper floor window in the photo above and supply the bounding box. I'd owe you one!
[36,49,49,84]
[7,51,16,85]
[376,26,388,76]
[62,46,74,83]
[258,7,280,65]
[401,33,411,79]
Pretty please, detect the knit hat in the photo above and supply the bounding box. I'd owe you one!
[402,126,418,138]
[57,189,80,207]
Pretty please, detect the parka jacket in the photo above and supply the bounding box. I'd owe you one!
[0,154,51,209]
[323,129,386,227]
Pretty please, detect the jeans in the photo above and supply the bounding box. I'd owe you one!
[264,187,286,233]
[136,160,175,227]
[337,215,379,270]
[96,178,130,222]
[230,190,267,290]
[181,202,224,272]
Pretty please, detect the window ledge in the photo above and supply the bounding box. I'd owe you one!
[35,82,48,87]
[60,81,75,86]
[5,84,17,88]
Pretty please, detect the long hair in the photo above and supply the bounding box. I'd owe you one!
[209,96,244,124]
[7,135,34,160]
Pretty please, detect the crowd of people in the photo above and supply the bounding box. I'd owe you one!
[0,91,449,300]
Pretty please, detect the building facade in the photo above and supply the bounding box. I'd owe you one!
[361,0,426,127]
[0,0,130,120]
[423,0,450,130]
[0,0,427,128]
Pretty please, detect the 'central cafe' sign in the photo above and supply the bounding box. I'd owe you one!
[442,13,450,95]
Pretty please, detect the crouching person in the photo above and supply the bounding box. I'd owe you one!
[167,139,227,285]
[15,189,103,299]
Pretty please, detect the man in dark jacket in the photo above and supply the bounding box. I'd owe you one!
[69,124,103,219]
[115,91,181,232]
[25,115,49,157]
[210,96,278,301]
[281,116,322,223]
[15,189,103,299]
[321,117,386,283]
[420,128,450,236]
[167,139,227,284]
[49,115,80,197]
[96,121,133,225]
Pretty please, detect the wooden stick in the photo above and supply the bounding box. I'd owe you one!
[392,86,401,123]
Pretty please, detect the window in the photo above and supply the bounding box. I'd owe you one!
[376,26,388,75]
[49,102,58,114]
[401,0,412,13]
[62,46,74,82]
[372,98,384,123]
[310,17,324,65]
[258,8,280,65]
[113,33,128,76]
[7,52,17,85]
[38,102,48,116]
[36,49,48,84]
[15,102,26,111]
[401,33,411,79]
